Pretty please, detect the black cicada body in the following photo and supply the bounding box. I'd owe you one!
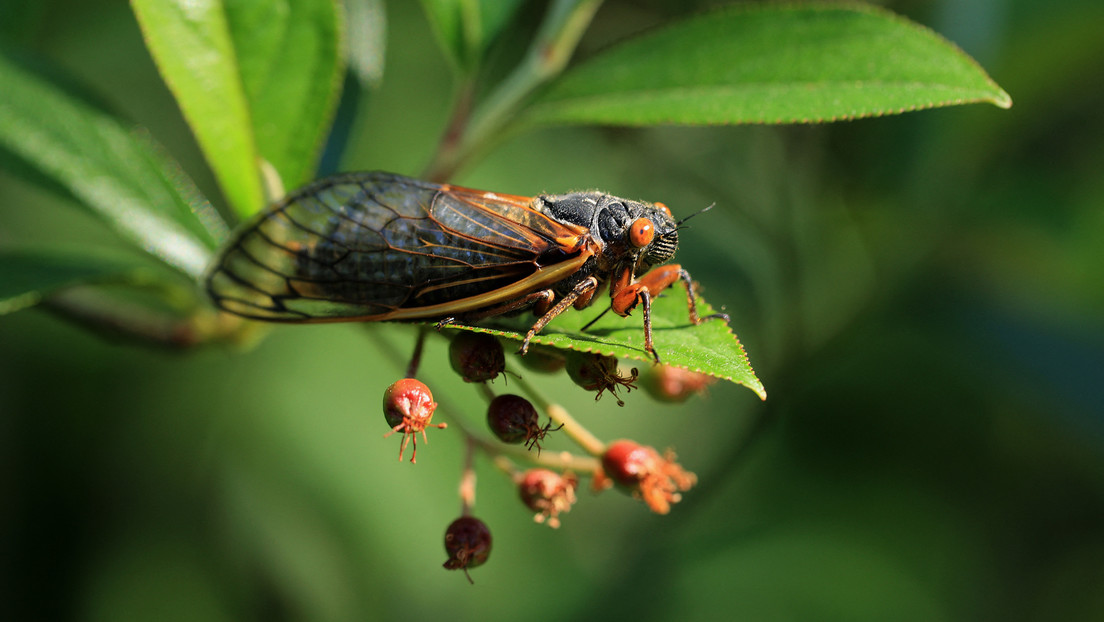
[205,172,725,361]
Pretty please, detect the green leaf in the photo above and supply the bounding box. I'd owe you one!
[346,0,387,87]
[0,246,153,315]
[0,52,223,279]
[130,0,345,218]
[521,3,1012,127]
[223,0,344,191]
[447,290,765,400]
[131,0,265,218]
[418,0,527,71]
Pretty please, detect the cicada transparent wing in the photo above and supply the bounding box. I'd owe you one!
[206,172,592,322]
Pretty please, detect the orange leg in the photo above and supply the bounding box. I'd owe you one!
[610,264,729,362]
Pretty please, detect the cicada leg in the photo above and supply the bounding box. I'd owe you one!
[520,277,601,355]
[611,264,729,363]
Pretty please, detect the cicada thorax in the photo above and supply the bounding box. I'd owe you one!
[535,192,679,277]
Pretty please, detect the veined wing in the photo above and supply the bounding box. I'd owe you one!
[206,172,592,321]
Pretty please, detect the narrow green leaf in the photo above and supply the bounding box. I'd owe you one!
[418,0,528,71]
[0,246,153,315]
[446,290,765,400]
[522,3,1012,128]
[0,52,221,278]
[346,0,387,87]
[131,0,265,218]
[224,0,345,191]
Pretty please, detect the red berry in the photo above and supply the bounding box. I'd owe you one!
[565,352,638,406]
[449,331,505,383]
[518,469,578,528]
[382,378,446,463]
[443,516,492,583]
[486,394,561,453]
[601,440,697,515]
[641,364,717,402]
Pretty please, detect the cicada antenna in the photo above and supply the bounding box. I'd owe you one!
[675,203,715,228]
[580,307,612,332]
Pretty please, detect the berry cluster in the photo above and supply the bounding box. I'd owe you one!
[380,330,715,582]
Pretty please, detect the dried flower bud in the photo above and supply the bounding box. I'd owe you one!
[449,331,505,383]
[601,440,697,514]
[382,378,446,463]
[518,469,578,528]
[565,352,638,406]
[443,516,492,583]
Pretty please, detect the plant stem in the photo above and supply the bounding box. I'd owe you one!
[423,0,604,181]
[43,286,243,349]
[459,437,477,515]
[512,374,606,457]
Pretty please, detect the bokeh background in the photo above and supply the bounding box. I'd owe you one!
[3,0,1103,620]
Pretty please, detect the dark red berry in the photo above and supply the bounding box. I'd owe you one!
[641,364,717,402]
[601,440,696,515]
[449,331,505,383]
[382,378,446,463]
[443,516,492,583]
[486,394,560,453]
[518,469,578,528]
[486,394,537,443]
[565,352,638,406]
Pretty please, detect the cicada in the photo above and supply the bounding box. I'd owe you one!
[205,171,726,362]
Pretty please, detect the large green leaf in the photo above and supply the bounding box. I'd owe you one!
[521,3,1012,127]
[418,0,528,71]
[131,0,344,218]
[223,0,344,190]
[0,247,154,315]
[0,52,222,279]
[445,289,765,400]
[130,0,264,218]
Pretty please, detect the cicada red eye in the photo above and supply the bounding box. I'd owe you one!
[628,218,655,248]
[654,201,673,218]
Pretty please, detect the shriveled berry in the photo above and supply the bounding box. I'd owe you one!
[518,469,578,528]
[486,394,560,453]
[565,352,638,406]
[449,331,505,383]
[641,364,717,403]
[382,378,446,463]
[601,440,696,515]
[443,516,492,583]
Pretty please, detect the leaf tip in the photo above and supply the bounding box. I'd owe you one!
[992,89,1013,110]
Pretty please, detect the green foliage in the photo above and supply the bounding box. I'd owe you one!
[418,0,529,72]
[14,2,1095,620]
[0,246,154,314]
[469,290,765,399]
[130,0,344,217]
[0,0,1007,392]
[0,53,221,277]
[524,4,1011,127]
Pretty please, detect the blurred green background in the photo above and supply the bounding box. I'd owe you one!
[3,0,1103,620]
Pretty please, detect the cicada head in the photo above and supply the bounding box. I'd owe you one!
[639,205,679,267]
